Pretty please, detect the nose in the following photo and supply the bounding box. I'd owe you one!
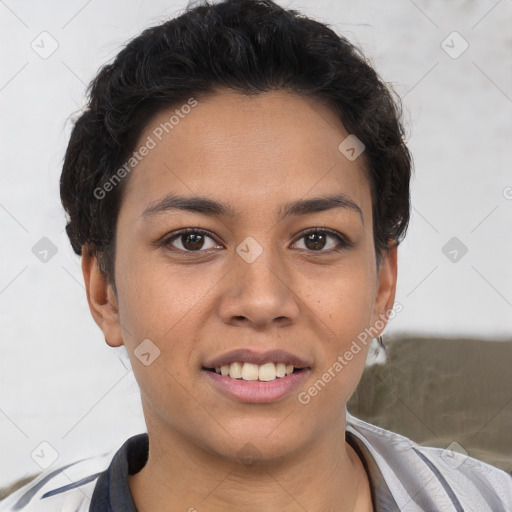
[216,241,301,330]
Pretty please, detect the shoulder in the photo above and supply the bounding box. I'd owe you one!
[0,450,114,512]
[346,411,512,510]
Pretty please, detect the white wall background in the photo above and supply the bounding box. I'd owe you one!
[1,0,511,486]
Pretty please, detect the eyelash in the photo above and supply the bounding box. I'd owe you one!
[160,227,352,254]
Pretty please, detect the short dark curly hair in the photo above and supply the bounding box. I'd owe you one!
[60,0,412,290]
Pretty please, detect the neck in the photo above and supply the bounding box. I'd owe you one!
[129,412,373,512]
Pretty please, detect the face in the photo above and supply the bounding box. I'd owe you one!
[83,89,397,462]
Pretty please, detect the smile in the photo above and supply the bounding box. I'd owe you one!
[205,361,303,381]
[202,365,311,403]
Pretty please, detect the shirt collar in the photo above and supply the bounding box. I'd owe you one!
[91,430,398,511]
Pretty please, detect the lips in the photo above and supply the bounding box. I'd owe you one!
[202,348,312,370]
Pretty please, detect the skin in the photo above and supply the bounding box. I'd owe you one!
[82,89,397,512]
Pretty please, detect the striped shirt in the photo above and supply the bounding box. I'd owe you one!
[1,411,511,511]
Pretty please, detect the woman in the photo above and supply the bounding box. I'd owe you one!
[1,0,510,510]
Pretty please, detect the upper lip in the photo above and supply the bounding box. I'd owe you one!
[203,348,312,369]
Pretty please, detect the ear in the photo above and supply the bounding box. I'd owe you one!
[81,245,124,347]
[371,241,398,333]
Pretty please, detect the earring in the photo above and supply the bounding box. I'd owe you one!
[377,334,385,349]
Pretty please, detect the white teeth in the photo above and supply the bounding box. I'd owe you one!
[241,362,259,380]
[276,363,286,378]
[258,363,276,381]
[213,361,301,381]
[229,361,243,379]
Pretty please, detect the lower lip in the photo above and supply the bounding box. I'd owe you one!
[202,368,311,403]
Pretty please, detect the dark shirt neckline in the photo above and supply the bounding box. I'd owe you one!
[90,431,398,511]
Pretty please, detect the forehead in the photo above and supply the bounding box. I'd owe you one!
[120,89,371,222]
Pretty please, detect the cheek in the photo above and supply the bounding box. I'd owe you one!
[113,258,205,405]
[309,263,376,334]
[115,251,214,343]
[304,267,375,397]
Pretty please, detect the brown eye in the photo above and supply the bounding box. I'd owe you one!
[162,228,220,252]
[178,232,206,251]
[293,229,350,252]
[304,232,328,251]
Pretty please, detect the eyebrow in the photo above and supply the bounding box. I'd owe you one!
[141,192,364,224]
